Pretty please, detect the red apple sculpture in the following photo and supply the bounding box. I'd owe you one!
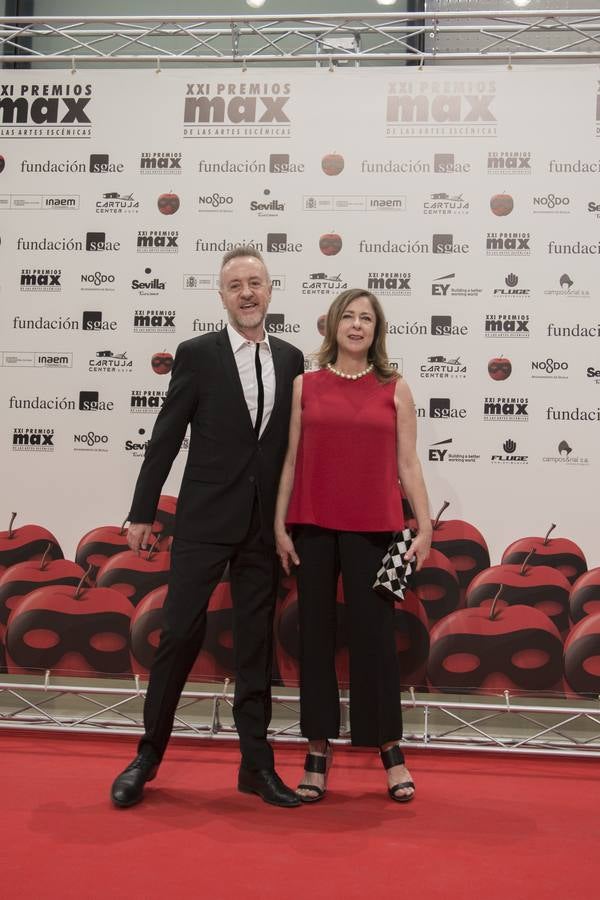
[5,568,135,676]
[569,568,600,624]
[428,588,563,694]
[502,523,587,586]
[466,549,571,636]
[563,612,600,697]
[430,501,491,600]
[0,544,85,636]
[411,548,460,625]
[130,580,235,682]
[96,539,171,607]
[394,588,430,691]
[0,512,63,576]
[75,520,131,584]
[152,495,178,542]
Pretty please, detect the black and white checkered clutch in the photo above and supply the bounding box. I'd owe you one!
[372,528,415,602]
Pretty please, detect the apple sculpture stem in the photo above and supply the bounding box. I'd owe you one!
[544,524,557,545]
[488,585,504,621]
[39,543,53,572]
[74,565,93,600]
[147,537,160,561]
[6,512,17,539]
[520,548,537,576]
[432,501,451,530]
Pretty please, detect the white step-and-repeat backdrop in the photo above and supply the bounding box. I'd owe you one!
[0,67,598,694]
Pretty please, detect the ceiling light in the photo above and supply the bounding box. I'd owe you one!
[246,0,267,9]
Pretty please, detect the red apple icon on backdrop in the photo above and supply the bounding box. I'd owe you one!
[430,501,491,601]
[321,152,344,176]
[466,549,572,636]
[502,523,587,586]
[563,612,600,697]
[488,357,512,381]
[5,569,135,677]
[490,192,514,216]
[0,544,86,639]
[411,548,460,625]
[319,232,342,256]
[0,512,63,576]
[96,540,171,607]
[428,589,563,694]
[157,192,179,215]
[151,351,174,375]
[75,520,131,584]
[130,579,235,682]
[569,568,600,624]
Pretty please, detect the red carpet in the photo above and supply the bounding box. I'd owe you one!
[2,733,598,900]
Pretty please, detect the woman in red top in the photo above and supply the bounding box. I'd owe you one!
[275,288,431,803]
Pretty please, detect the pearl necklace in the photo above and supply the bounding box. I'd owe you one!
[326,362,373,381]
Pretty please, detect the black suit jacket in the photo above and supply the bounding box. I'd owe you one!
[129,328,304,545]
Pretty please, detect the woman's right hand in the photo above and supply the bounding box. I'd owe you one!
[275,529,300,575]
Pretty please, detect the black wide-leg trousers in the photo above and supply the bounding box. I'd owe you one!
[139,500,278,771]
[294,525,402,748]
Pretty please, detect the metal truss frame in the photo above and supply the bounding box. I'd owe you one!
[1,10,600,65]
[2,675,600,758]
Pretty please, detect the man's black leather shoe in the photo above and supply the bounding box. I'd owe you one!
[111,748,159,809]
[238,767,302,807]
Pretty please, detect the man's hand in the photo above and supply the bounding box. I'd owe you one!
[127,522,153,553]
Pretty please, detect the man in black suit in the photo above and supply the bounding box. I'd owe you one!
[111,246,304,808]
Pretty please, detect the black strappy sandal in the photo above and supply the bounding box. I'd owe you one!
[297,741,332,803]
[380,744,415,803]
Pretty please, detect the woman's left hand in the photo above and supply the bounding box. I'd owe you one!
[404,530,432,572]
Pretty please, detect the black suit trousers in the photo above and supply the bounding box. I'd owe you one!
[295,525,403,748]
[139,498,278,771]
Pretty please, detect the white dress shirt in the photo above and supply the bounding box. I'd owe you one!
[227,323,275,438]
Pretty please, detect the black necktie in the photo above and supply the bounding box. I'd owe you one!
[254,342,264,437]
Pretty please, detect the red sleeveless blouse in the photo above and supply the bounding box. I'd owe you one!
[286,368,405,532]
